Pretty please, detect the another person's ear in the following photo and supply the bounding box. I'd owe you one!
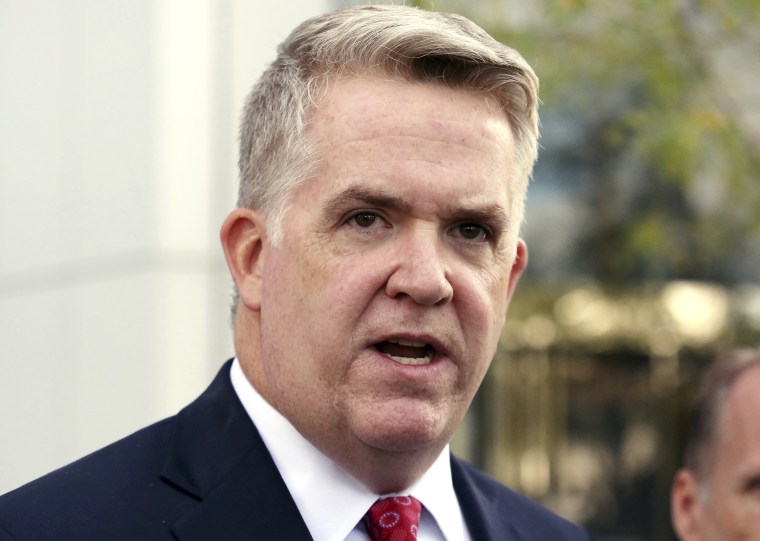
[671,468,703,541]
[220,208,269,311]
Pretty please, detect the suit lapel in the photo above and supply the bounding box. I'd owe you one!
[170,444,313,541]
[451,457,520,541]
[160,360,313,541]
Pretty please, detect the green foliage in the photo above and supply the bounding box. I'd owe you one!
[428,0,760,284]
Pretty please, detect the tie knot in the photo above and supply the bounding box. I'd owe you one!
[364,496,422,541]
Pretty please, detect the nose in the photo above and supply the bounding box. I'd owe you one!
[384,231,454,306]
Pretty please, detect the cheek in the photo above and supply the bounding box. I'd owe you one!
[450,273,509,384]
[320,250,393,305]
[458,267,510,326]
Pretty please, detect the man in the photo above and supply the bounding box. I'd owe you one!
[671,348,760,541]
[0,5,593,540]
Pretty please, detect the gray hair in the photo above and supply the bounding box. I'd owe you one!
[237,4,540,244]
[683,347,760,479]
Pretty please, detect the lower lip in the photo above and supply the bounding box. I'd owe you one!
[384,354,433,366]
[369,348,448,376]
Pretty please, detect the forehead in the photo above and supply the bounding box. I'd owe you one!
[311,75,510,141]
[305,76,515,199]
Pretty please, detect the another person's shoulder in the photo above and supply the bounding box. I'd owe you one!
[0,416,184,541]
[452,457,595,540]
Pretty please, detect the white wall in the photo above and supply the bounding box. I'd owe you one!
[0,0,331,494]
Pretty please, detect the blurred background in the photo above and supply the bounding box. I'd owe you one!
[1,1,758,539]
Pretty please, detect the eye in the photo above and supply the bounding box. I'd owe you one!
[344,211,390,233]
[454,223,489,242]
[351,212,379,228]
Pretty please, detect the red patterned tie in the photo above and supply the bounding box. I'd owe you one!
[364,496,422,541]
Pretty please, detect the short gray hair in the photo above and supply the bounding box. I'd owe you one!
[237,4,540,244]
[683,347,760,478]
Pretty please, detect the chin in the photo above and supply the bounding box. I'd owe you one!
[352,405,453,454]
[364,431,440,453]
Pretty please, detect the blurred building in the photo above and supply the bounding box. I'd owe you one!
[0,0,332,494]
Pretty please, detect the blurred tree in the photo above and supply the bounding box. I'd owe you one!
[415,0,760,285]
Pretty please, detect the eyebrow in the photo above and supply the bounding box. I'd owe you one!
[322,183,510,232]
[322,185,412,219]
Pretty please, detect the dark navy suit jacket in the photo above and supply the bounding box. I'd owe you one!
[0,360,594,540]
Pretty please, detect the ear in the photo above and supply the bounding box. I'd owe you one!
[220,208,268,312]
[505,239,527,304]
[671,468,703,541]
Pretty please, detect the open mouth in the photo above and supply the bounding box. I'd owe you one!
[374,338,436,366]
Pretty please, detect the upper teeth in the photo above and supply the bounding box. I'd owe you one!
[388,338,427,347]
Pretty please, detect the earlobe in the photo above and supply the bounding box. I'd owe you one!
[671,469,702,541]
[219,208,268,311]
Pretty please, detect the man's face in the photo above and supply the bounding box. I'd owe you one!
[252,76,525,469]
[672,365,760,540]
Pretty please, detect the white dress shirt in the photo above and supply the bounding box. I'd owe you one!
[230,359,472,541]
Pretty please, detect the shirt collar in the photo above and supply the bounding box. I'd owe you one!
[229,358,468,541]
